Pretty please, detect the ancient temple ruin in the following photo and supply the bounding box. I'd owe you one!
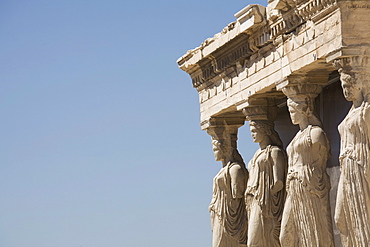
[177,0,370,246]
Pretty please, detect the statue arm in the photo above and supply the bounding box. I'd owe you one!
[310,127,329,165]
[229,165,246,199]
[364,103,370,135]
[271,147,286,194]
[363,105,370,182]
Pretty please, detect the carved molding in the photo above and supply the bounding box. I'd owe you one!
[242,106,277,121]
[201,115,245,131]
[241,97,278,121]
[190,34,254,90]
[333,56,370,74]
[204,117,245,150]
[269,0,336,38]
[180,0,338,92]
[276,74,328,97]
[206,125,238,147]
[282,82,323,99]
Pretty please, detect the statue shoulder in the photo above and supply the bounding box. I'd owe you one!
[269,145,286,161]
[229,162,247,175]
[310,126,327,141]
[363,102,370,122]
[269,145,284,152]
[229,162,249,181]
[229,162,244,170]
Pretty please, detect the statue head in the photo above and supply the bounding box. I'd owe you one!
[207,124,244,166]
[282,83,322,127]
[211,139,229,162]
[287,96,322,127]
[334,57,370,103]
[249,120,283,148]
[339,71,363,102]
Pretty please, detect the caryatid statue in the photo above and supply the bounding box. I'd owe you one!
[207,119,249,247]
[279,83,334,247]
[334,57,370,246]
[243,104,287,247]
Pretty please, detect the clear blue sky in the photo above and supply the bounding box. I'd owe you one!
[0,1,266,246]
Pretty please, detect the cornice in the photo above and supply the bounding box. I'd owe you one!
[177,0,338,90]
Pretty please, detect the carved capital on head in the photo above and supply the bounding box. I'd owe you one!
[241,97,278,121]
[333,56,370,86]
[333,56,370,75]
[282,83,323,101]
[206,125,238,147]
[277,74,327,91]
[202,115,245,131]
[205,116,246,165]
[277,74,324,103]
[204,115,244,144]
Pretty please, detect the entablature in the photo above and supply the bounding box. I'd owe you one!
[178,0,370,125]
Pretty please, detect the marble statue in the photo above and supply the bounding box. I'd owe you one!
[279,89,334,247]
[334,65,370,246]
[245,120,287,247]
[208,125,249,247]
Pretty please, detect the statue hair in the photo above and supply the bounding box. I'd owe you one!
[249,120,284,148]
[287,98,322,127]
[213,132,245,168]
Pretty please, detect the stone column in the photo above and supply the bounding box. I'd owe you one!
[242,98,287,247]
[278,78,335,247]
[333,56,370,247]
[205,116,249,247]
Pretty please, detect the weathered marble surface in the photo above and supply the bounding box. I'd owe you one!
[280,86,334,247]
[334,58,370,247]
[246,120,286,247]
[208,125,249,247]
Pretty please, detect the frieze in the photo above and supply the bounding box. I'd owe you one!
[215,38,254,73]
[346,3,370,9]
[269,0,336,39]
[201,63,216,84]
[191,35,256,90]
[183,0,338,91]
